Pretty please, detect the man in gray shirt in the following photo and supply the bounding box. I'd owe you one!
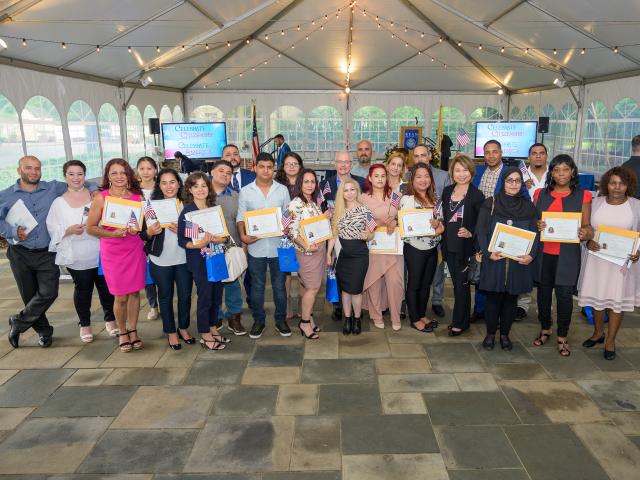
[0,156,97,347]
[351,139,374,178]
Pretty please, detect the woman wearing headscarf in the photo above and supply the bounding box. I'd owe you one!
[476,167,539,351]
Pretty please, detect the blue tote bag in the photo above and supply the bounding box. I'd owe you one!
[325,266,339,303]
[205,245,229,282]
[278,237,300,273]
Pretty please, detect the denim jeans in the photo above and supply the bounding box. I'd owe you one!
[149,262,193,334]
[219,279,243,319]
[145,283,158,309]
[248,255,286,325]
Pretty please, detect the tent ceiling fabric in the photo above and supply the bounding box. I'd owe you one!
[1,0,639,92]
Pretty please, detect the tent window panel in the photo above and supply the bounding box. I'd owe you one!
[352,106,388,153]
[68,100,101,178]
[307,106,344,152]
[270,106,304,152]
[580,100,609,174]
[160,105,172,124]
[431,107,467,154]
[190,105,223,122]
[0,95,24,189]
[608,98,640,164]
[226,106,265,155]
[98,103,122,163]
[22,95,66,181]
[126,105,146,165]
[173,106,183,122]
[390,106,424,146]
[549,103,577,159]
[143,105,158,156]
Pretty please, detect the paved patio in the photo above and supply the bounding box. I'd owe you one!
[0,252,639,479]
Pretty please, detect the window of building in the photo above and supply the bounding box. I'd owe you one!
[126,105,145,164]
[68,100,101,178]
[431,106,467,154]
[22,95,66,180]
[352,106,388,153]
[0,95,23,189]
[143,105,158,156]
[270,106,305,152]
[307,106,344,153]
[581,100,609,173]
[98,103,122,162]
[226,105,265,155]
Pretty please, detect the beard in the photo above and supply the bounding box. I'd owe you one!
[20,173,41,185]
[358,156,370,165]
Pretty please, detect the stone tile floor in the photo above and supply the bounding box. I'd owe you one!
[0,254,639,479]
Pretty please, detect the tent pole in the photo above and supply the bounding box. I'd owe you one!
[573,84,586,170]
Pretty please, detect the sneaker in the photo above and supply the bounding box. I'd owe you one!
[275,320,292,337]
[147,307,159,320]
[431,304,445,318]
[249,323,265,339]
[228,314,247,336]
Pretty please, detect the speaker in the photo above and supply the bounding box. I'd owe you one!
[148,118,160,135]
[538,116,549,134]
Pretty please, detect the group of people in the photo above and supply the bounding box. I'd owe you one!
[2,135,640,361]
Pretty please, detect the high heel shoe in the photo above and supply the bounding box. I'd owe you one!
[582,335,605,348]
[127,329,143,350]
[298,319,319,340]
[352,317,362,335]
[604,348,616,360]
[342,316,353,335]
[167,337,181,351]
[500,335,513,351]
[116,331,132,353]
[200,337,226,351]
[178,330,196,344]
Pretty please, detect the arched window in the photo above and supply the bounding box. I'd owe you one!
[173,105,183,122]
[390,106,424,146]
[0,95,23,189]
[431,107,466,154]
[511,105,536,120]
[160,105,172,124]
[22,96,65,180]
[68,100,101,178]
[126,105,145,164]
[226,105,265,154]
[143,105,158,155]
[190,105,223,122]
[608,98,640,165]
[352,106,387,153]
[270,106,304,152]
[550,103,577,158]
[307,106,344,152]
[98,103,122,162]
[581,100,609,173]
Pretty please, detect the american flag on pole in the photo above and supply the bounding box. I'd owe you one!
[127,210,139,230]
[390,191,402,210]
[184,220,201,239]
[456,128,471,147]
[449,205,464,223]
[281,209,292,229]
[366,211,377,232]
[144,202,157,222]
[251,103,259,170]
[519,161,531,182]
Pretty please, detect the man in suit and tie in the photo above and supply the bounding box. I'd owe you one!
[412,144,451,319]
[274,134,291,169]
[222,144,256,192]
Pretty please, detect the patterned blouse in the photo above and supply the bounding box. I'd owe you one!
[337,204,373,240]
[288,196,324,252]
[400,195,441,251]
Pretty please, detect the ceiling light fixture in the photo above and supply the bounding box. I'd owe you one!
[62,42,67,49]
[497,88,504,95]
[156,46,161,52]
[22,38,26,46]
[553,48,557,55]
[0,38,7,49]
[613,46,619,53]
[96,45,100,52]
[127,46,132,53]
[581,48,586,54]
[553,77,566,88]
[345,86,351,94]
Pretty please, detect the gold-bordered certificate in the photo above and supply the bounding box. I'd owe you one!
[540,211,581,243]
[398,208,435,238]
[594,225,640,260]
[488,222,536,260]
[368,227,402,255]
[101,196,143,231]
[243,207,282,238]
[186,205,228,237]
[300,214,333,244]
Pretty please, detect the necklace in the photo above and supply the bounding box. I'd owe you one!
[449,196,464,212]
[68,186,85,193]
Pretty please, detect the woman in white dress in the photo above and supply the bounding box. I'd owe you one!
[46,160,116,343]
[137,156,159,321]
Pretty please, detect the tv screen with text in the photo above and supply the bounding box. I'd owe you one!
[161,122,227,160]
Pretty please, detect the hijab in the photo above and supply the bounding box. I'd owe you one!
[492,166,537,220]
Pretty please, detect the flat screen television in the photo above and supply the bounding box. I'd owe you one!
[474,121,538,159]
[161,122,227,160]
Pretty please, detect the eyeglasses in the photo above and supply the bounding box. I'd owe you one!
[284,163,299,168]
[335,160,352,165]
[505,178,522,185]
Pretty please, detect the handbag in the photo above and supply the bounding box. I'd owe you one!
[223,237,247,283]
[277,237,300,273]
[145,260,154,285]
[205,244,230,282]
[325,266,339,303]
[465,252,482,285]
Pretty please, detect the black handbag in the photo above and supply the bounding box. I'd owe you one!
[465,251,482,285]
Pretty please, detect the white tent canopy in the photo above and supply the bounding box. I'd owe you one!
[1,0,640,184]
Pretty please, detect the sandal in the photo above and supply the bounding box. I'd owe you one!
[200,337,227,351]
[557,339,571,357]
[116,332,132,353]
[213,334,231,344]
[298,319,319,340]
[80,326,93,343]
[533,331,552,347]
[128,329,143,350]
[104,321,119,337]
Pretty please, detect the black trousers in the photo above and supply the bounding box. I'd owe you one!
[404,243,438,323]
[485,292,518,336]
[446,252,471,330]
[193,269,223,334]
[67,267,115,327]
[537,253,574,337]
[149,262,192,334]
[6,245,59,336]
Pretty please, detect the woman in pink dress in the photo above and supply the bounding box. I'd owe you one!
[361,164,404,330]
[86,158,146,352]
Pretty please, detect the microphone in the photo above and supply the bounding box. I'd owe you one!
[415,117,419,125]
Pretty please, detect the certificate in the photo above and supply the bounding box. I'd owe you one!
[595,225,640,260]
[368,227,402,255]
[243,207,282,239]
[5,199,38,234]
[101,196,143,231]
[540,211,581,243]
[488,223,536,260]
[398,209,434,238]
[300,215,332,244]
[186,206,228,237]
[149,199,182,227]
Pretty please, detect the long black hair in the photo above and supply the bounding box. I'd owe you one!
[151,168,183,200]
[545,154,580,192]
[292,168,319,204]
[275,151,304,185]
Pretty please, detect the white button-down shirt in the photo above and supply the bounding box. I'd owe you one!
[527,166,548,199]
[237,180,290,258]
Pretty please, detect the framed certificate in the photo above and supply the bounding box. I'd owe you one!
[595,225,640,260]
[101,196,143,231]
[398,208,435,238]
[243,207,282,239]
[186,206,228,237]
[368,227,402,255]
[300,215,332,244]
[540,211,581,243]
[149,199,182,227]
[488,223,536,260]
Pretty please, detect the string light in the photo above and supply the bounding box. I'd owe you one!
[390,21,394,27]
[227,41,231,47]
[181,45,185,51]
[405,42,408,47]
[297,25,301,30]
[500,46,505,53]
[22,38,26,46]
[553,48,557,55]
[377,23,381,29]
[457,40,462,46]
[265,34,269,40]
[127,46,132,53]
[439,36,443,43]
[478,44,483,50]
[96,45,100,52]
[581,47,586,54]
[205,44,208,50]
[281,29,285,35]
[524,47,529,54]
[421,32,425,38]
[62,42,67,49]
[246,39,250,44]
[404,26,408,32]
[614,46,619,53]
[156,46,160,52]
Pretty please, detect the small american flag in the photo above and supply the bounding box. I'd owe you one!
[449,205,464,223]
[127,210,139,230]
[281,209,292,229]
[366,211,377,232]
[316,189,326,207]
[435,200,443,220]
[184,220,201,239]
[390,191,402,210]
[456,128,471,146]
[81,206,90,225]
[322,182,331,197]
[519,161,531,182]
[144,202,157,222]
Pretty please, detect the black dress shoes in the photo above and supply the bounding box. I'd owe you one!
[582,335,605,348]
[431,305,445,318]
[604,349,616,360]
[500,335,513,351]
[482,334,495,350]
[38,335,53,348]
[332,307,342,321]
[8,316,20,348]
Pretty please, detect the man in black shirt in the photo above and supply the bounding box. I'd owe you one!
[622,135,640,199]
